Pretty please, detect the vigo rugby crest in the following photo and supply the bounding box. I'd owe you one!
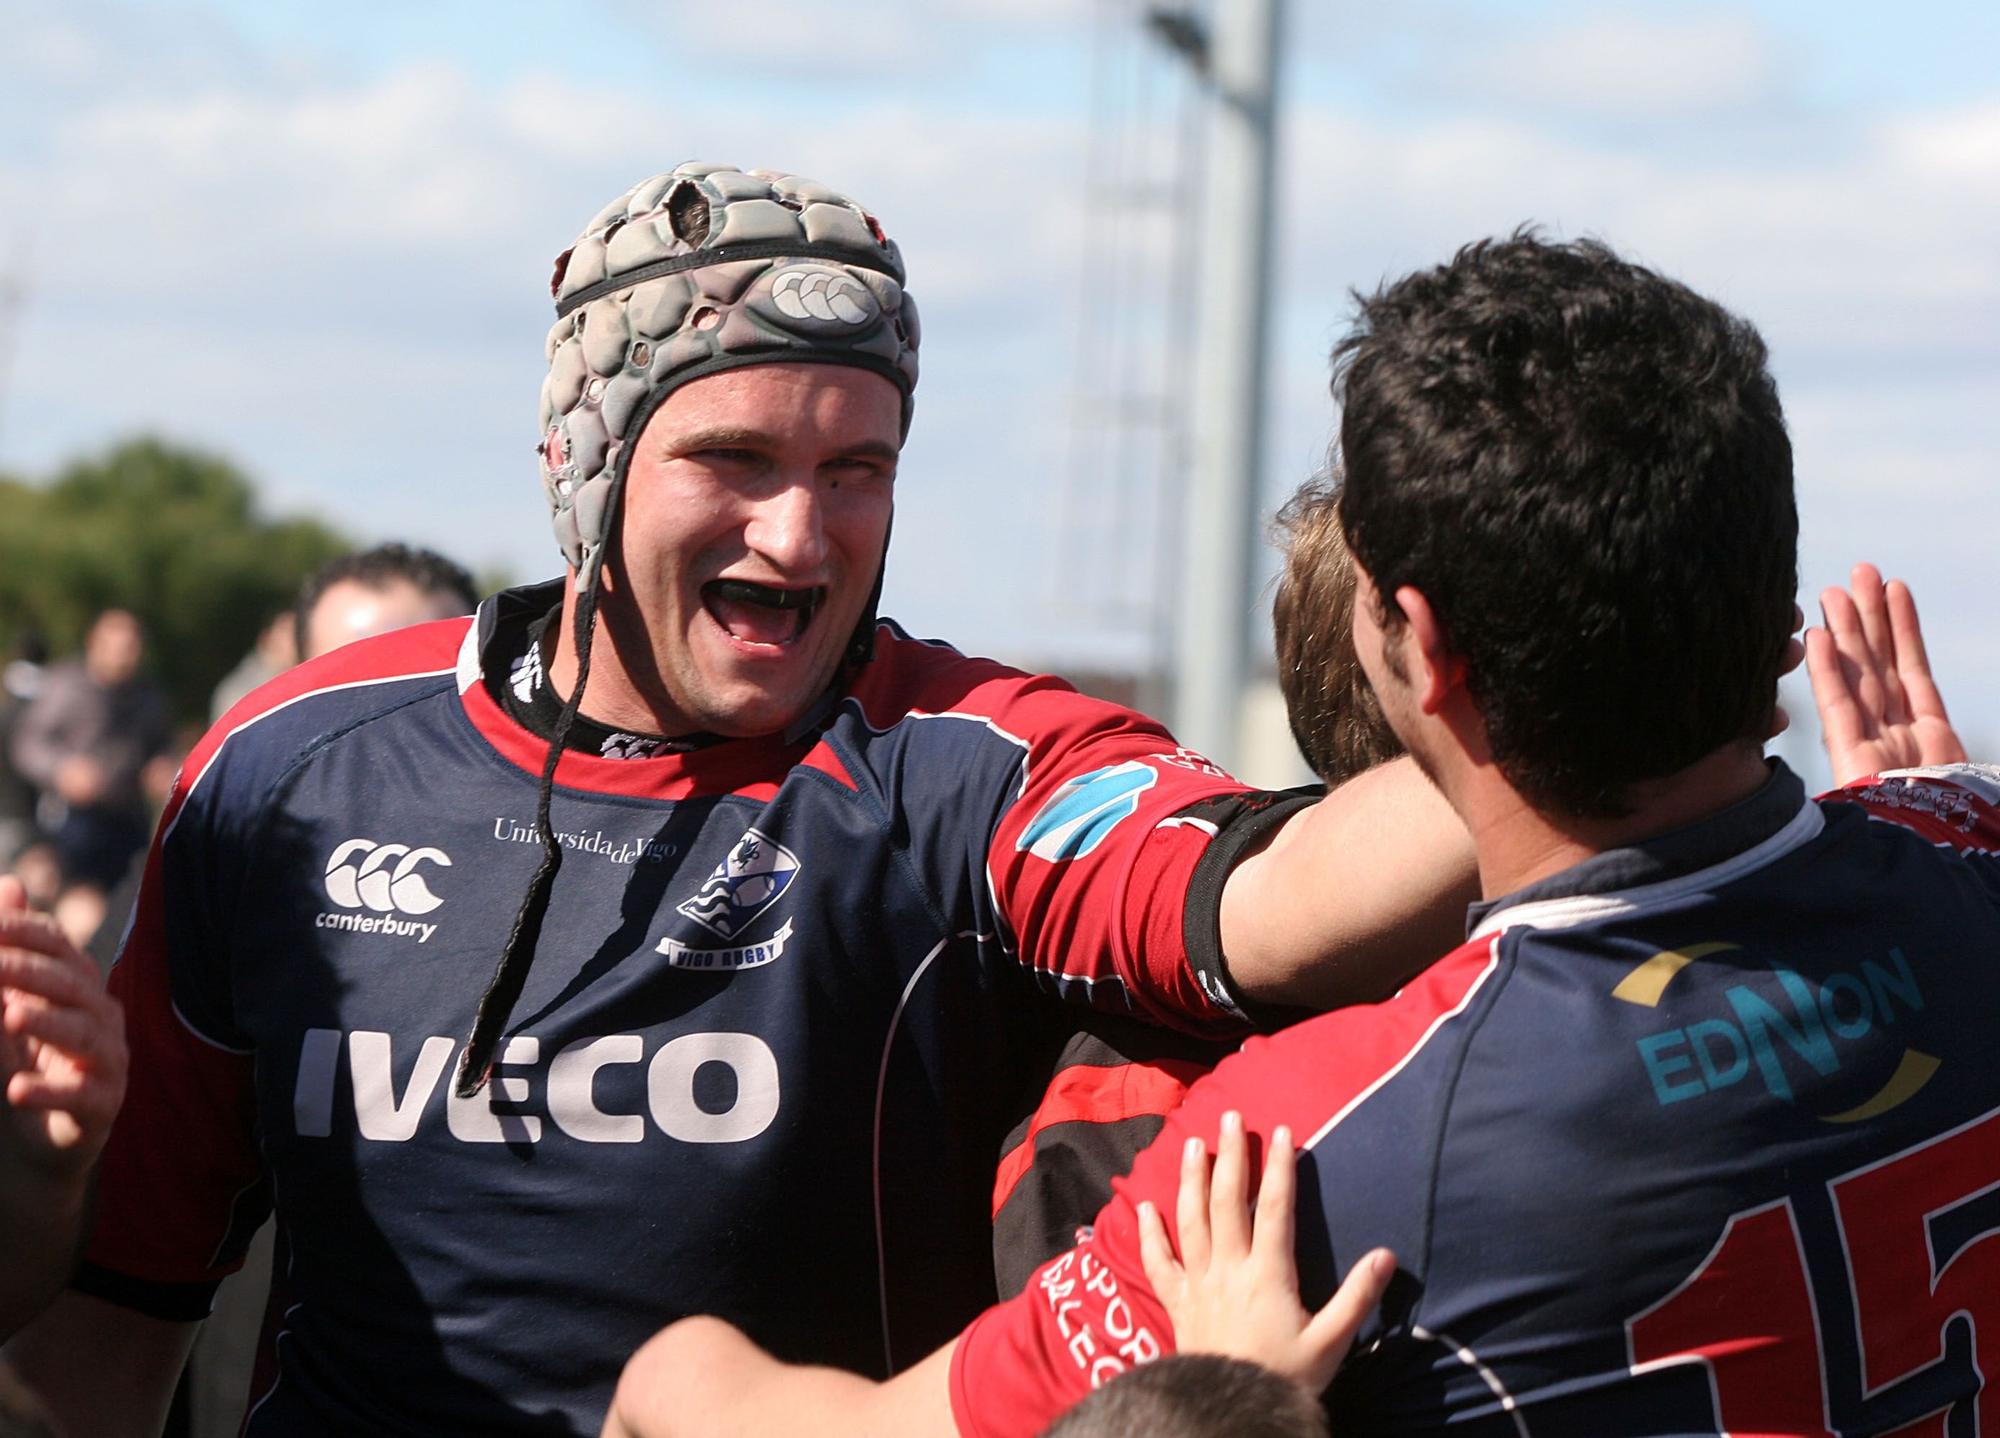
[674,828,801,942]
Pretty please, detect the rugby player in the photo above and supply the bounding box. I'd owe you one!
[596,235,1998,1434]
[2,165,1475,1435]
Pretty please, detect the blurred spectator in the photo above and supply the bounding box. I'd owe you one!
[8,610,171,890]
[0,631,48,870]
[295,543,477,661]
[209,611,298,724]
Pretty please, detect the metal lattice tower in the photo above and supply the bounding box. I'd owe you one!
[1048,1,1209,702]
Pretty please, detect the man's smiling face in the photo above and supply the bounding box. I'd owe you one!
[600,362,902,738]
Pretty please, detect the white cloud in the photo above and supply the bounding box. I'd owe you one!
[1454,11,1783,119]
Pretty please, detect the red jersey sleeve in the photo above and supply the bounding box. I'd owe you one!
[852,633,1284,1034]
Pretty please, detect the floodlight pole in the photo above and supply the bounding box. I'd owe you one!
[1163,0,1282,769]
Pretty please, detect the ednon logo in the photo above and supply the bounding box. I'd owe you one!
[318,839,450,943]
[1617,942,1937,1121]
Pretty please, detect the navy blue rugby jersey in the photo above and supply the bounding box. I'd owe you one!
[81,584,1260,1436]
[957,761,2000,1436]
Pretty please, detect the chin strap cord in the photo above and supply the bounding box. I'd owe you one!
[455,562,604,1099]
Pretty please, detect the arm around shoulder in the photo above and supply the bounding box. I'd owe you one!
[1219,757,1477,1010]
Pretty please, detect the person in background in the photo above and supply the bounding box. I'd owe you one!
[9,611,171,892]
[294,543,478,662]
[208,612,297,725]
[1270,479,1404,783]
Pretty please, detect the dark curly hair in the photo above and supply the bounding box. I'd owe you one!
[1334,232,1796,818]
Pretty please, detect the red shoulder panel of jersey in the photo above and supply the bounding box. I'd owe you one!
[186,618,470,817]
[1821,764,2000,853]
[854,626,1254,1032]
[949,937,1502,1437]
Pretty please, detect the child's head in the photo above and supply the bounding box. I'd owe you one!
[1040,1355,1330,1438]
[1272,478,1405,785]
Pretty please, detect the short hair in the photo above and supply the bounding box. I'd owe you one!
[295,543,479,658]
[1040,1356,1329,1438]
[1272,476,1406,785]
[1334,232,1796,818]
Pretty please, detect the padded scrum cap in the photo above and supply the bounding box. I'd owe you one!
[538,163,922,587]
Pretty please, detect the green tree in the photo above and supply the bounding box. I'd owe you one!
[0,437,349,725]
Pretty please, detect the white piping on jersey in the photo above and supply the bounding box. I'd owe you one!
[1468,795,1824,941]
[454,615,482,693]
[1302,943,1502,1153]
[1411,1324,1532,1436]
[170,996,255,1056]
[872,930,990,1375]
[1155,815,1220,837]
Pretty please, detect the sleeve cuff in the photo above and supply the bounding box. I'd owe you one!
[71,1261,218,1322]
[1178,786,1326,1032]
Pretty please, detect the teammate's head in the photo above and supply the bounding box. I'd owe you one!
[1272,476,1405,786]
[296,544,479,661]
[1039,1356,1330,1438]
[1335,233,1796,818]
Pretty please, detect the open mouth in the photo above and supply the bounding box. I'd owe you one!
[703,578,825,646]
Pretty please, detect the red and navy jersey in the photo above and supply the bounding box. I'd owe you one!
[80,582,1260,1436]
[954,761,2000,1436]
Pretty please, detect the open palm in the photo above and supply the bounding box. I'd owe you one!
[1806,563,1967,787]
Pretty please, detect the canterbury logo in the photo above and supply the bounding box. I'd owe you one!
[771,266,876,325]
[325,839,451,915]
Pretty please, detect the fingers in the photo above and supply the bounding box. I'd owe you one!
[1176,1133,1211,1275]
[4,989,123,1070]
[1250,1125,1299,1285]
[0,945,102,1011]
[1298,1249,1396,1393]
[1805,627,1867,769]
[1848,563,1911,724]
[1136,1199,1181,1302]
[0,875,23,912]
[1209,1111,1252,1260]
[1819,583,1884,731]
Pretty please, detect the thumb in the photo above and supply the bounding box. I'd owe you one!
[0,875,24,912]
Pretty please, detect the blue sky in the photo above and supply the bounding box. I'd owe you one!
[2,0,1994,779]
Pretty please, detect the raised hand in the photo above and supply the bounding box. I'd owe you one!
[0,875,127,1177]
[1806,563,1967,787]
[1137,1110,1394,1396]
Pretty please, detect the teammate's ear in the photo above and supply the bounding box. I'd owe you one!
[1393,586,1464,715]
